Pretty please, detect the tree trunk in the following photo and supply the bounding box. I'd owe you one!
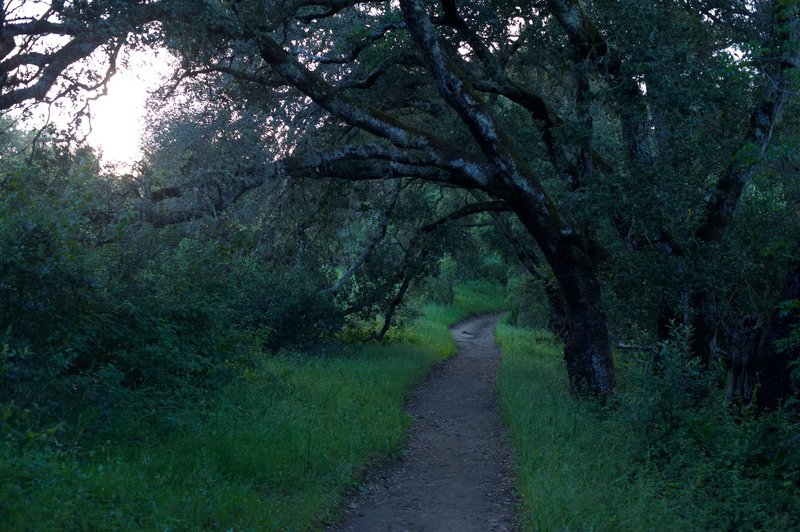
[690,287,717,369]
[544,280,568,338]
[755,255,800,410]
[724,315,763,405]
[510,196,614,396]
[556,258,614,396]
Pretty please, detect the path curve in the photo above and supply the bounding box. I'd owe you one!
[334,313,517,531]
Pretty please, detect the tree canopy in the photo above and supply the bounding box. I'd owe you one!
[2,0,800,402]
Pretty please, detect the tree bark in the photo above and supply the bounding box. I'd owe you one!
[554,245,613,396]
[756,255,800,410]
[509,194,614,396]
[724,315,762,404]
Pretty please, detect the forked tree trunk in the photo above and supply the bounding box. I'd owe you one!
[723,254,799,409]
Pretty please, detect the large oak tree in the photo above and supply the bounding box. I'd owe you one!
[3,0,800,400]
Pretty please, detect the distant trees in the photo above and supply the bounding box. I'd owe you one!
[2,0,800,403]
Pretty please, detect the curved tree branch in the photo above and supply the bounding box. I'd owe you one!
[296,20,406,64]
[0,0,168,110]
[374,197,513,339]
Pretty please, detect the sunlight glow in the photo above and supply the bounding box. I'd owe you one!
[8,1,174,171]
[87,51,175,170]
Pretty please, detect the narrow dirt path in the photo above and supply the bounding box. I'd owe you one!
[334,313,517,531]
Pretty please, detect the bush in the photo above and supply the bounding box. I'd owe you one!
[505,274,551,329]
[258,270,343,349]
[0,161,239,437]
[421,255,457,304]
[618,327,800,530]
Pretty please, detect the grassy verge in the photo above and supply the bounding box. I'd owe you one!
[4,346,440,530]
[1,281,505,530]
[496,321,800,531]
[495,322,683,531]
[382,280,506,359]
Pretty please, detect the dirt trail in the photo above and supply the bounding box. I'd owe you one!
[334,313,517,531]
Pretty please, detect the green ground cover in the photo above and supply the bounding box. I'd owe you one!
[1,282,505,530]
[496,321,800,531]
[496,323,679,530]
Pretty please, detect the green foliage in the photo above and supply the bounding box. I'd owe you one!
[622,325,715,438]
[497,323,680,530]
[498,322,800,531]
[0,160,123,429]
[0,288,475,529]
[0,138,348,442]
[0,171,235,434]
[422,254,457,304]
[504,274,551,329]
[618,329,800,530]
[200,242,341,351]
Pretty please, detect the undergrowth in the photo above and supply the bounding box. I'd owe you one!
[3,347,434,529]
[0,281,505,529]
[496,321,800,531]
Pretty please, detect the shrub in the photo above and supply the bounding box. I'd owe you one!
[618,327,800,530]
[505,274,551,329]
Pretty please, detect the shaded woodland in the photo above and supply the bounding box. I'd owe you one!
[2,1,800,529]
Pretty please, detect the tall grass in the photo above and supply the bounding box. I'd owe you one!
[393,279,507,358]
[496,321,800,531]
[3,346,439,530]
[495,323,684,531]
[1,281,505,530]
